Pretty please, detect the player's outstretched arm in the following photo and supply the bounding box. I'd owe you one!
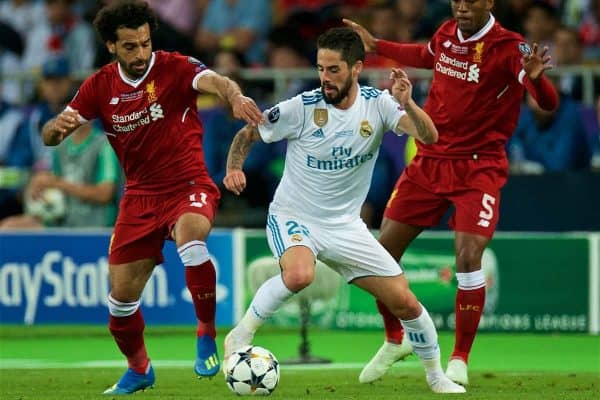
[41,110,82,146]
[391,68,438,145]
[223,124,262,195]
[343,18,433,68]
[195,72,264,125]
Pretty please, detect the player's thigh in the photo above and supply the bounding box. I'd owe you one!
[318,219,402,282]
[450,187,501,239]
[379,218,423,261]
[165,183,220,244]
[384,171,450,228]
[172,212,212,246]
[109,195,165,265]
[109,258,156,301]
[279,245,317,290]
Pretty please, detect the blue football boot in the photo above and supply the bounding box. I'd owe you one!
[194,334,220,378]
[103,363,155,395]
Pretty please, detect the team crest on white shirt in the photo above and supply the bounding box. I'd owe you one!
[314,108,328,127]
[359,120,374,137]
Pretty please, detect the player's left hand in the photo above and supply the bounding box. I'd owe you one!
[390,68,413,106]
[231,95,264,126]
[223,169,247,195]
[523,43,553,81]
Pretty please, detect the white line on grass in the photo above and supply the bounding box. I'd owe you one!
[0,359,421,370]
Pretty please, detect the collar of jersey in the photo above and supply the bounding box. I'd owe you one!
[456,13,495,43]
[117,52,156,88]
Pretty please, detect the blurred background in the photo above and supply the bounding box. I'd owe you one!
[0,0,598,337]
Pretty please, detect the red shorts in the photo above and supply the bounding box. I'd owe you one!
[384,155,509,238]
[108,181,220,265]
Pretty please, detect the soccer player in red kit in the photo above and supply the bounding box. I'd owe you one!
[41,1,263,394]
[344,0,558,386]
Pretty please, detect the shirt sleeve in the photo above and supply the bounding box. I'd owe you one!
[504,38,530,84]
[95,140,120,184]
[378,90,407,135]
[169,52,211,92]
[257,95,304,143]
[68,75,100,123]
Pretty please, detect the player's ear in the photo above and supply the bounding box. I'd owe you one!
[106,41,116,55]
[352,60,363,78]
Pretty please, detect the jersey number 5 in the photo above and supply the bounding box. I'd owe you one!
[477,193,496,228]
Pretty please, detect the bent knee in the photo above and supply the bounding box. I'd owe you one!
[387,290,421,319]
[456,246,484,270]
[282,265,315,292]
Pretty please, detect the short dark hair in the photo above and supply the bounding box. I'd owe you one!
[93,0,157,43]
[316,27,365,66]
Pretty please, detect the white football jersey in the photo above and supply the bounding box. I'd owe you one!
[258,84,406,224]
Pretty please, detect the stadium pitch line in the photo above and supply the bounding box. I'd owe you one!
[1,359,421,370]
[0,359,421,371]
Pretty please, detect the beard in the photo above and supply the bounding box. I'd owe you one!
[118,56,149,79]
[321,75,353,105]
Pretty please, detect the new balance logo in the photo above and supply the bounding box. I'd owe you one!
[311,128,324,138]
[477,219,490,227]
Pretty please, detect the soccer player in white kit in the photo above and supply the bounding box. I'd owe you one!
[223,27,465,394]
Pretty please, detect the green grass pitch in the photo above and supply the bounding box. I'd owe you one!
[1,325,598,399]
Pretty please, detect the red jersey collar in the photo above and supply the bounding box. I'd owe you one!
[457,14,495,43]
[117,52,156,88]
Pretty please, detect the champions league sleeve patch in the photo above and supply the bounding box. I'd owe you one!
[518,42,532,56]
[188,56,205,67]
[268,106,280,123]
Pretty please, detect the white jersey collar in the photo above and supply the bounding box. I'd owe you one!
[457,14,495,43]
[118,52,156,88]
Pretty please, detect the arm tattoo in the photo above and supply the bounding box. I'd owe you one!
[403,102,434,143]
[227,125,261,170]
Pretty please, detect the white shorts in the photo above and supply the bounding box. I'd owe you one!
[265,213,402,282]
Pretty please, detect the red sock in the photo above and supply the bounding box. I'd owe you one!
[452,287,485,363]
[185,260,216,338]
[376,300,404,344]
[109,308,149,374]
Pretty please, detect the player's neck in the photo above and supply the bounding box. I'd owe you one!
[334,83,359,110]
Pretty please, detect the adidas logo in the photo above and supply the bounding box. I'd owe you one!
[311,128,324,138]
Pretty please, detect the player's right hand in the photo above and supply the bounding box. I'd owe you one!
[52,110,82,139]
[390,68,413,106]
[342,19,377,52]
[223,169,246,196]
[231,95,264,126]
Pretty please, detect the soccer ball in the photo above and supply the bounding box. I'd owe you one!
[224,345,280,396]
[25,188,66,224]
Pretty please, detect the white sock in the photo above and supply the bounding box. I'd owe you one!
[240,274,294,333]
[455,269,485,290]
[401,304,443,376]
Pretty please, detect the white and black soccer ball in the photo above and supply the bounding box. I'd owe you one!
[25,188,66,224]
[225,345,280,396]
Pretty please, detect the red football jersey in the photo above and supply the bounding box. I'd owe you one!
[419,16,531,159]
[69,51,215,194]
